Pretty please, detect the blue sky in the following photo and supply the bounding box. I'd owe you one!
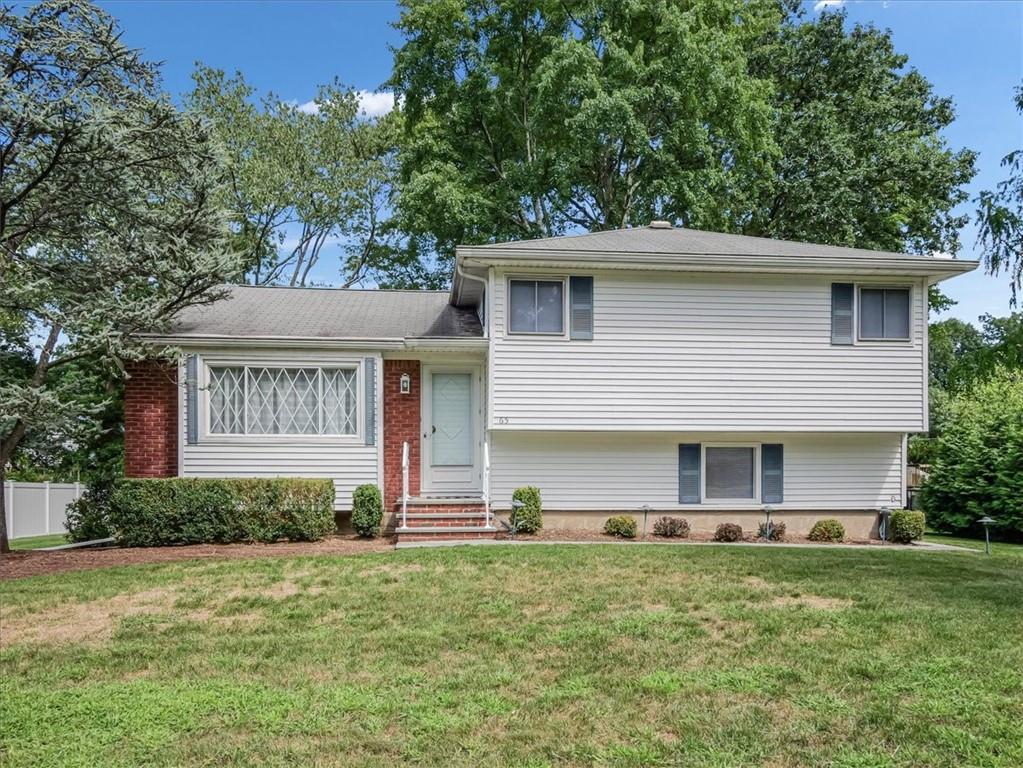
[99,0,1022,325]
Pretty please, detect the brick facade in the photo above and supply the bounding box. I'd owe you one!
[124,360,179,478]
[383,360,421,508]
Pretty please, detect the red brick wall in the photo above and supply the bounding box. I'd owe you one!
[124,360,179,478]
[383,360,421,508]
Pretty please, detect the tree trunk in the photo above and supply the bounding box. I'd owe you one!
[0,461,8,554]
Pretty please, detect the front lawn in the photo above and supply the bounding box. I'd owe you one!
[1,545,1021,767]
[8,534,68,551]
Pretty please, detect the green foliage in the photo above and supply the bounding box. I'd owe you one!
[65,484,114,543]
[652,516,690,538]
[890,510,926,544]
[920,369,1023,541]
[713,523,744,543]
[976,86,1023,306]
[0,0,239,551]
[604,515,637,539]
[757,521,786,542]
[391,2,974,268]
[351,484,383,538]
[107,478,335,547]
[391,0,780,265]
[511,486,543,534]
[187,67,433,288]
[808,519,846,543]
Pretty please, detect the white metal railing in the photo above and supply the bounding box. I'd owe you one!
[483,441,491,528]
[401,440,410,529]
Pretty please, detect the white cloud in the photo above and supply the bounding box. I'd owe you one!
[295,90,395,118]
[813,0,845,11]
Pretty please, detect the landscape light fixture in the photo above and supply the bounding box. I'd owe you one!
[878,506,892,542]
[762,506,775,541]
[510,499,524,539]
[639,505,652,538]
[978,516,996,556]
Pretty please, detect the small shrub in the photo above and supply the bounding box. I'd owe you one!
[757,521,786,541]
[890,509,925,544]
[808,519,845,543]
[714,523,743,542]
[107,477,335,547]
[511,486,543,533]
[652,516,690,538]
[351,484,383,538]
[65,484,113,542]
[604,515,637,539]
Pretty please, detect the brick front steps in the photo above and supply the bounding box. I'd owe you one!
[394,497,497,544]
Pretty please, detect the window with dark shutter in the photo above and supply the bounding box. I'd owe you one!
[761,444,784,504]
[679,443,701,503]
[364,357,376,446]
[569,276,594,339]
[831,283,854,345]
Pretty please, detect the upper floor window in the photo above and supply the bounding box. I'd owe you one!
[859,287,910,341]
[509,279,564,334]
[207,365,357,436]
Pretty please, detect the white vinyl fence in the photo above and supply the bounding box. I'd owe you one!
[3,482,82,539]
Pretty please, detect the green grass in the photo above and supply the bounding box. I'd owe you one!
[2,545,1022,767]
[8,533,67,550]
[924,531,1023,559]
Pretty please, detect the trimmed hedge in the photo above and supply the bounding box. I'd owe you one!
[351,484,383,538]
[108,478,335,547]
[604,515,637,539]
[511,486,543,533]
[808,519,845,543]
[890,509,925,544]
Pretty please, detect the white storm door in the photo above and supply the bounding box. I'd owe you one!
[422,367,480,493]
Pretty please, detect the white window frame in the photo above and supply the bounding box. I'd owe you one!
[199,357,363,444]
[856,284,913,343]
[506,276,568,336]
[701,443,761,506]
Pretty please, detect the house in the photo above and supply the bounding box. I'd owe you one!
[127,223,976,541]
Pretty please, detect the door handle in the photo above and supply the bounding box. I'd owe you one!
[432,425,436,434]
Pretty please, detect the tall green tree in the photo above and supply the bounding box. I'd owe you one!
[976,85,1023,306]
[187,68,429,287]
[0,1,239,552]
[391,0,780,270]
[390,2,976,278]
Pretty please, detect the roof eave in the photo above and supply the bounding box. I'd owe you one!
[457,247,979,279]
[140,333,486,350]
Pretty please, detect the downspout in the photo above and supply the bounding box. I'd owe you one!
[455,263,488,337]
[455,262,491,515]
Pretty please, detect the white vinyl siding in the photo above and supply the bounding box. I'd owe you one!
[490,270,927,432]
[180,349,381,510]
[489,432,904,511]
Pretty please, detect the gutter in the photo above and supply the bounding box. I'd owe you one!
[140,333,487,351]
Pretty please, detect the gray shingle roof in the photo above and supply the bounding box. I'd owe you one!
[171,285,483,340]
[473,224,934,261]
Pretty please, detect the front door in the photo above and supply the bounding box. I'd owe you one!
[422,366,481,494]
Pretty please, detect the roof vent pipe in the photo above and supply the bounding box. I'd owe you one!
[648,220,672,229]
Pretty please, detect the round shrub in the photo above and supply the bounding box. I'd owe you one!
[757,520,786,542]
[889,509,925,544]
[652,516,690,538]
[351,483,383,538]
[714,523,743,542]
[604,515,637,539]
[808,519,845,543]
[65,484,113,542]
[511,486,542,533]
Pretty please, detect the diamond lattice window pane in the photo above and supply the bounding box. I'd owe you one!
[209,367,245,433]
[322,369,357,434]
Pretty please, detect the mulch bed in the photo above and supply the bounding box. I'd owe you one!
[0,535,394,581]
[504,527,880,546]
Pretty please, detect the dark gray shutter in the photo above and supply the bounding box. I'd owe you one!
[185,354,198,445]
[679,443,701,504]
[831,283,854,345]
[761,444,784,504]
[364,357,376,446]
[570,276,594,340]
